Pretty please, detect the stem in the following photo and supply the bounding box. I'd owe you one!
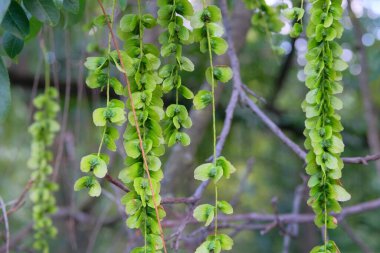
[214,185,218,237]
[96,0,116,157]
[39,40,50,93]
[204,5,218,241]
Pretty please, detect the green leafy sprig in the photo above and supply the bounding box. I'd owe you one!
[116,1,167,251]
[74,0,122,198]
[302,0,348,252]
[191,2,236,252]
[157,0,194,147]
[28,85,60,252]
[283,3,305,38]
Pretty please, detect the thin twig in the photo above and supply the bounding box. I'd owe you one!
[0,196,9,253]
[282,179,307,253]
[0,180,34,223]
[163,197,380,227]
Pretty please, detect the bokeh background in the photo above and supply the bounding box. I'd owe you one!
[1,0,380,252]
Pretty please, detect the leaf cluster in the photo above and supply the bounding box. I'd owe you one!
[302,0,348,250]
[28,87,60,252]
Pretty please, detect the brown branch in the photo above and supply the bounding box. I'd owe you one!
[0,180,34,223]
[163,197,380,228]
[342,153,380,165]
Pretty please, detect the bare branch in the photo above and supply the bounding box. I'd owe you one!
[163,197,380,228]
[282,180,307,253]
[0,196,9,253]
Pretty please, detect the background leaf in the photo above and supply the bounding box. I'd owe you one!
[2,32,24,58]
[24,0,60,26]
[0,0,10,24]
[0,58,11,120]
[1,1,30,38]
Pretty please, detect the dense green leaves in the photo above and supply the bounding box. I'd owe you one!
[24,0,60,26]
[302,0,347,250]
[28,87,60,253]
[1,1,30,38]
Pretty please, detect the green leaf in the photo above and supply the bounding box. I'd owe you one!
[216,156,236,179]
[125,199,142,215]
[109,77,124,95]
[84,57,108,70]
[86,71,107,89]
[120,14,139,32]
[333,185,351,202]
[194,163,214,181]
[176,0,194,17]
[194,163,223,183]
[290,23,303,38]
[1,1,30,38]
[92,108,107,126]
[334,59,348,71]
[180,56,194,72]
[0,58,11,120]
[325,27,337,41]
[282,8,295,20]
[166,104,188,119]
[218,234,234,250]
[3,32,24,58]
[141,14,156,28]
[179,85,194,99]
[124,139,143,159]
[193,204,215,226]
[63,0,80,14]
[210,37,228,55]
[74,176,101,197]
[207,66,233,84]
[307,175,320,187]
[329,135,344,154]
[168,131,191,146]
[195,240,212,253]
[0,0,10,24]
[93,107,126,126]
[205,5,222,23]
[24,0,60,26]
[147,156,161,171]
[24,17,43,42]
[80,154,107,178]
[119,162,142,184]
[190,11,204,29]
[193,90,212,110]
[217,200,233,214]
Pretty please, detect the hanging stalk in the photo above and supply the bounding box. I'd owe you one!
[302,0,349,252]
[28,40,60,253]
[191,2,236,252]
